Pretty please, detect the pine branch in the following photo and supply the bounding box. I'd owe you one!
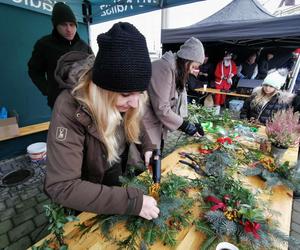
[159,225,177,246]
[204,151,234,177]
[200,235,218,250]
[194,220,215,236]
[243,167,263,176]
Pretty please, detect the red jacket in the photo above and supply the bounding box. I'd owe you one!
[214,60,237,86]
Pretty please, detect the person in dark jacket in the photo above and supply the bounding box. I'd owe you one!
[28,2,93,109]
[237,53,258,80]
[256,52,274,80]
[198,54,214,86]
[240,69,294,124]
[45,22,159,220]
[186,72,205,104]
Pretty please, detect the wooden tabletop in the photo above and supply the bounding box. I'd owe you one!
[195,87,251,98]
[0,121,50,142]
[30,130,296,249]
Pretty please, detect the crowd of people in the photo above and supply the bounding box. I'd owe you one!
[27,2,300,220]
[184,46,300,120]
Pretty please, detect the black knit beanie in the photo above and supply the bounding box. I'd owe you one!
[92,22,152,92]
[52,2,77,27]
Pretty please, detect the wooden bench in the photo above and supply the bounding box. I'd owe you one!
[0,121,50,142]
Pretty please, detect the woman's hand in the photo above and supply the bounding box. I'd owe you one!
[144,151,153,167]
[139,195,160,220]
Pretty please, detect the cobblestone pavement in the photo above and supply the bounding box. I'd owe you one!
[0,156,50,250]
[0,131,299,249]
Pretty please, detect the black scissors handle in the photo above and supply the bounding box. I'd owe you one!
[179,160,206,176]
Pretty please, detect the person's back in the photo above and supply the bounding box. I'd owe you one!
[257,52,274,80]
[28,2,93,109]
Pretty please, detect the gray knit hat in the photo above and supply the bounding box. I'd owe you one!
[177,37,205,64]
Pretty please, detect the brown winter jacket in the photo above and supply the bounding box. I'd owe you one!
[142,51,185,148]
[45,51,152,216]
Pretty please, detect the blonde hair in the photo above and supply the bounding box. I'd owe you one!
[72,70,147,164]
[251,87,277,109]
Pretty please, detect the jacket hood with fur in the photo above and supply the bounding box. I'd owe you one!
[252,86,295,104]
[55,51,95,90]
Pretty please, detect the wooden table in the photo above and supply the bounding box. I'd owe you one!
[195,87,251,98]
[0,121,50,142]
[31,132,296,249]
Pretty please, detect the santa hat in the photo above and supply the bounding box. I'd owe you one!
[262,68,288,90]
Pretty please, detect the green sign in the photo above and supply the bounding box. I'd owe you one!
[1,0,83,22]
[1,0,204,24]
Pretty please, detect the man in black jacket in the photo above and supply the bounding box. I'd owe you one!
[28,2,93,109]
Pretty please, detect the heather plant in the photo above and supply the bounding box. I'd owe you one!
[266,108,300,148]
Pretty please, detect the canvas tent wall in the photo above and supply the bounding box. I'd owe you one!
[161,0,300,48]
[161,0,300,93]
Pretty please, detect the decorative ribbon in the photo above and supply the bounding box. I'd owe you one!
[206,196,227,211]
[243,221,261,239]
[201,122,214,133]
[250,127,258,132]
[216,137,232,144]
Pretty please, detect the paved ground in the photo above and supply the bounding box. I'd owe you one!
[0,131,299,249]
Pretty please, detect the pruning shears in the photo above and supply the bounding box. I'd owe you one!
[178,152,207,176]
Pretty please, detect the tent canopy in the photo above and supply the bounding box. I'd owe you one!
[161,0,300,48]
[2,0,205,24]
[195,0,273,24]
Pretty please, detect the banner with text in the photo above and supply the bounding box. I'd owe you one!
[2,0,203,24]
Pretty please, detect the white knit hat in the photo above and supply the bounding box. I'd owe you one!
[177,37,205,64]
[262,69,288,90]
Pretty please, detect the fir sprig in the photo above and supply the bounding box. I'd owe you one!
[77,173,194,250]
[187,103,248,130]
[243,159,300,191]
[193,175,298,249]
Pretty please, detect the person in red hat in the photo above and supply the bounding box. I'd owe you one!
[214,51,237,109]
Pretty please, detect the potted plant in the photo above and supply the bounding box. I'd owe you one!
[265,108,300,160]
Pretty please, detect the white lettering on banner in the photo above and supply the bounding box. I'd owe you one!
[100,4,131,17]
[31,0,41,8]
[12,0,59,13]
[99,0,158,17]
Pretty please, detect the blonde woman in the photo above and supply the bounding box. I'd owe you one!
[240,69,294,124]
[45,22,159,220]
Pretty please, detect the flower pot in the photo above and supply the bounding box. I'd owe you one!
[270,144,288,162]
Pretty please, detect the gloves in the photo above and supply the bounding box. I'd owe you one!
[195,123,205,136]
[179,120,197,136]
[179,120,204,136]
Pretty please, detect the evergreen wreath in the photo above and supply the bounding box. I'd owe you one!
[192,175,299,250]
[77,173,194,250]
[243,156,300,191]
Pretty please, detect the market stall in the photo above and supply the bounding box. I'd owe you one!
[30,108,299,249]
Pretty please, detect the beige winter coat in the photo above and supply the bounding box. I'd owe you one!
[142,52,187,148]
